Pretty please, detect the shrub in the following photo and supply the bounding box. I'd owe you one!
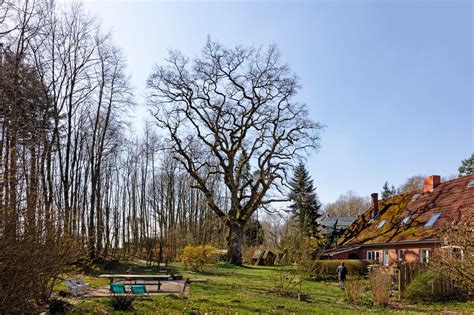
[279,227,325,266]
[180,244,218,272]
[429,224,474,296]
[110,296,134,311]
[48,298,71,314]
[312,260,369,280]
[102,259,122,270]
[0,236,79,313]
[403,270,436,301]
[345,278,373,306]
[369,268,391,306]
[57,290,69,298]
[361,293,374,307]
[293,237,326,279]
[270,270,304,297]
[404,270,466,302]
[345,279,364,304]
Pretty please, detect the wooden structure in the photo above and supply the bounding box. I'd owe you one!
[251,249,276,266]
[83,279,188,297]
[99,274,171,291]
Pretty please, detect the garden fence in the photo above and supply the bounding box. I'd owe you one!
[395,263,458,296]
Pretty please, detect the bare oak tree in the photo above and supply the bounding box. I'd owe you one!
[147,39,322,264]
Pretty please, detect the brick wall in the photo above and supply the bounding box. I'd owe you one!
[327,242,437,265]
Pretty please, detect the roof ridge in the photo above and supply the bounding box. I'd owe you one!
[380,189,420,202]
[438,173,474,185]
[379,174,474,202]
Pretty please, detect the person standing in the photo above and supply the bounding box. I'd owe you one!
[337,262,348,290]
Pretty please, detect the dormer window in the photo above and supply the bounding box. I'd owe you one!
[467,180,474,188]
[377,220,386,229]
[401,215,412,225]
[424,212,441,227]
[411,194,420,201]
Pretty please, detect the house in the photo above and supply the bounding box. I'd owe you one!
[322,174,474,266]
[317,215,356,236]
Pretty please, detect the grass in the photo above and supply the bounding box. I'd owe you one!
[61,262,474,314]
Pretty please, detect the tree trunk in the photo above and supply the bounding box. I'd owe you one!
[226,220,244,265]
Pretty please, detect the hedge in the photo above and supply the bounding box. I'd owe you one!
[311,260,369,281]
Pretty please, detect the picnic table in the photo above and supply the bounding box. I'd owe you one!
[99,274,172,291]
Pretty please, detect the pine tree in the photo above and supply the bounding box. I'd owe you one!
[458,154,474,177]
[381,181,396,199]
[288,164,322,238]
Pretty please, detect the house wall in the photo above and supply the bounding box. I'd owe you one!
[327,243,437,264]
[330,251,350,260]
[359,243,437,265]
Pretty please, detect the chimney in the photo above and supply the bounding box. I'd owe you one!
[424,175,441,191]
[371,193,379,219]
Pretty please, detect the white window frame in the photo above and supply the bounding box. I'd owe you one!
[441,246,464,261]
[398,249,405,262]
[367,250,380,261]
[383,250,389,266]
[420,249,431,263]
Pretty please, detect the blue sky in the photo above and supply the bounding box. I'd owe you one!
[82,0,473,204]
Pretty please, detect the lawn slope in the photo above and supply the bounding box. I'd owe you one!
[70,262,474,314]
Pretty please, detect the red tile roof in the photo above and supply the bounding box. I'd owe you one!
[337,174,474,247]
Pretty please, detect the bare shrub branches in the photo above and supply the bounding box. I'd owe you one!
[430,223,474,295]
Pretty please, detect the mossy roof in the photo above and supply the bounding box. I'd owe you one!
[336,174,474,247]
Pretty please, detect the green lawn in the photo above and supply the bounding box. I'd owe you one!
[66,262,474,314]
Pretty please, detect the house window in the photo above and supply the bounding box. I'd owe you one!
[401,215,412,225]
[398,249,405,262]
[367,251,380,261]
[442,246,464,260]
[424,213,441,227]
[420,249,431,263]
[377,220,386,229]
[383,250,389,266]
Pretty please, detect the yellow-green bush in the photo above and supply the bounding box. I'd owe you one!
[180,244,218,272]
[312,260,369,280]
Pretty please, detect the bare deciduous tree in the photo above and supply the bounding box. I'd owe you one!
[324,191,370,217]
[147,39,322,264]
[398,175,425,194]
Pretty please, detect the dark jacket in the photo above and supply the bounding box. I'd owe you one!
[337,265,347,281]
